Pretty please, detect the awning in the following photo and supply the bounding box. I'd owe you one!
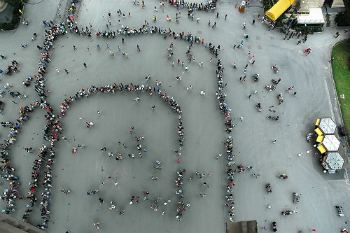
[314,127,323,136]
[317,144,327,154]
[265,0,296,21]
[318,117,336,134]
[316,135,324,143]
[323,152,344,170]
[315,118,321,126]
[321,134,340,152]
[297,8,325,25]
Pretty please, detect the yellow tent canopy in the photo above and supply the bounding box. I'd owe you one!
[314,128,323,136]
[315,118,321,126]
[316,135,324,143]
[265,0,295,21]
[317,144,327,154]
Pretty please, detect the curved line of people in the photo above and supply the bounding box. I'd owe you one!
[0,102,40,215]
[0,0,234,227]
[0,19,68,230]
[58,82,184,149]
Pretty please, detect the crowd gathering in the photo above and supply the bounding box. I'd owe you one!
[83,167,212,228]
[58,82,189,222]
[0,0,238,230]
[166,0,217,12]
[58,83,184,156]
[1,60,20,76]
[1,14,67,231]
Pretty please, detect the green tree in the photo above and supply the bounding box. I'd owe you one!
[335,0,350,26]
[0,0,24,30]
[4,0,23,6]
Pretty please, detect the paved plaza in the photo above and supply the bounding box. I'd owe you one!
[0,0,350,233]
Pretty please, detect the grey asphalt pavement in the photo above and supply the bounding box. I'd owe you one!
[0,0,350,233]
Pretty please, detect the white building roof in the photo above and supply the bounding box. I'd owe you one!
[322,134,340,152]
[331,0,345,8]
[325,152,344,170]
[297,8,325,24]
[319,118,337,134]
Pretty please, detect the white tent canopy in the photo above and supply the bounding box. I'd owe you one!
[322,135,340,152]
[297,8,325,25]
[324,152,344,170]
[319,118,336,134]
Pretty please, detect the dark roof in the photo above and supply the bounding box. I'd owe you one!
[226,220,258,233]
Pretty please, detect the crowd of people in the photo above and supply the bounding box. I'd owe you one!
[0,0,238,229]
[0,101,40,215]
[216,59,233,133]
[0,10,68,229]
[175,168,188,220]
[224,136,235,221]
[213,56,236,219]
[101,127,147,160]
[166,0,217,12]
[67,21,219,59]
[58,82,184,154]
[82,168,211,229]
[2,60,20,76]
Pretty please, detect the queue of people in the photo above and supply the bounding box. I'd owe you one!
[216,59,233,133]
[0,0,236,228]
[224,136,235,221]
[1,15,68,230]
[58,83,184,158]
[0,101,40,214]
[175,168,188,221]
[166,0,217,12]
